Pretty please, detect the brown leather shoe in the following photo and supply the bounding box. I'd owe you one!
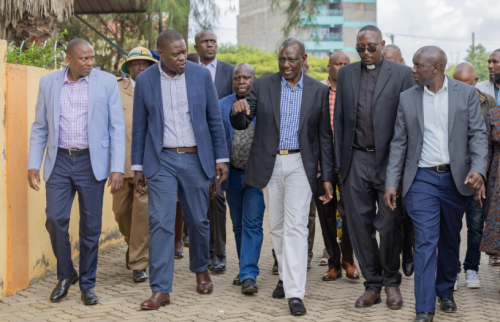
[385,287,403,310]
[355,291,381,308]
[322,268,342,281]
[342,259,360,280]
[196,270,213,294]
[140,292,170,310]
[489,254,500,266]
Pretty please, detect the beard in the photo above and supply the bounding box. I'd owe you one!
[494,72,500,83]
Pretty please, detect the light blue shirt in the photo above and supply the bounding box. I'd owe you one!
[199,57,217,82]
[278,72,304,150]
[419,76,450,168]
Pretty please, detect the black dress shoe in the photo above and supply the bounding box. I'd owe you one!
[50,271,79,302]
[414,312,434,322]
[438,297,457,313]
[288,298,306,315]
[81,288,99,305]
[241,279,258,294]
[233,274,241,286]
[402,247,414,277]
[133,270,148,283]
[126,247,130,269]
[272,280,285,299]
[211,254,226,272]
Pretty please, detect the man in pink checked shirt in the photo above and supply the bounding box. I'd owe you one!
[27,38,125,306]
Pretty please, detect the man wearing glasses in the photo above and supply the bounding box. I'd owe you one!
[333,25,414,310]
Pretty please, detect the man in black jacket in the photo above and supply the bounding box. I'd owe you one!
[231,38,334,316]
[334,25,414,310]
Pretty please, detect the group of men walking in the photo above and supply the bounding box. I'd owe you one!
[27,24,498,322]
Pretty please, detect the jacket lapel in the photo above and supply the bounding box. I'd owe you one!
[150,63,165,124]
[214,62,223,93]
[447,77,459,136]
[373,58,392,104]
[269,72,282,130]
[414,86,424,136]
[87,70,97,124]
[53,70,64,130]
[299,75,313,133]
[351,63,361,114]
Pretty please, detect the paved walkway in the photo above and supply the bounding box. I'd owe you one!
[1,210,499,322]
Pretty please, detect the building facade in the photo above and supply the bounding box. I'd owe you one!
[237,0,377,61]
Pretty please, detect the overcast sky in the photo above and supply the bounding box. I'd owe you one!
[199,0,498,67]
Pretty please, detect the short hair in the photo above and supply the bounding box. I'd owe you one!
[187,53,199,63]
[157,30,184,50]
[66,38,92,55]
[194,30,217,45]
[357,25,383,42]
[492,49,500,55]
[280,38,306,56]
[233,63,255,77]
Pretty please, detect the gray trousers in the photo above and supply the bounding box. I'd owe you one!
[343,149,403,293]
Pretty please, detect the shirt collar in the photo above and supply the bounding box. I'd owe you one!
[158,60,183,80]
[63,66,89,84]
[199,57,218,69]
[130,78,136,89]
[281,71,304,89]
[326,78,335,91]
[362,56,384,70]
[424,75,448,96]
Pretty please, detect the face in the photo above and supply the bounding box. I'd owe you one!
[278,45,306,80]
[488,52,500,82]
[127,59,153,81]
[328,54,350,82]
[195,31,217,62]
[356,31,385,65]
[158,39,187,75]
[411,52,437,86]
[66,44,94,78]
[233,67,255,98]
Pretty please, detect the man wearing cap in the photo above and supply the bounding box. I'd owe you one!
[114,47,157,283]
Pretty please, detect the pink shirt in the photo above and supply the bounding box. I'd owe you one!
[58,67,90,149]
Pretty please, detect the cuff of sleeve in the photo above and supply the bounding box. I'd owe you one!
[132,165,143,171]
[216,158,229,163]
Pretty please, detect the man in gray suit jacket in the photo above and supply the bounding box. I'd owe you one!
[384,46,487,322]
[476,49,500,105]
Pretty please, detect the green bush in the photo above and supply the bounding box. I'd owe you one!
[7,30,68,70]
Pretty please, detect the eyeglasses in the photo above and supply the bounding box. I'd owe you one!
[355,41,382,53]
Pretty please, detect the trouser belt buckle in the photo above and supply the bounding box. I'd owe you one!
[278,150,289,155]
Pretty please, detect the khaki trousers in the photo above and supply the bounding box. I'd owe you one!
[112,177,149,270]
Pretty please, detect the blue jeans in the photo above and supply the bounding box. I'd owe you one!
[457,195,487,273]
[226,167,265,282]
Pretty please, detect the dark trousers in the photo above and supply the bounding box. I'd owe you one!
[343,149,403,292]
[457,195,486,273]
[307,198,316,261]
[406,168,467,314]
[45,151,106,290]
[402,199,415,259]
[335,170,354,264]
[226,167,265,282]
[147,150,210,293]
[208,181,226,257]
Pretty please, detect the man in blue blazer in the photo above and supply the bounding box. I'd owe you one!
[132,30,229,310]
[27,38,125,305]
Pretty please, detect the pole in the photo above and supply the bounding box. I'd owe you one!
[74,15,127,55]
[390,34,394,44]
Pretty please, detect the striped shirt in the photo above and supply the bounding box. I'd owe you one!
[159,63,198,148]
[278,73,303,150]
[58,67,89,149]
[326,78,336,142]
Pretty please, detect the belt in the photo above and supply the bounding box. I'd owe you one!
[277,149,300,155]
[164,147,197,154]
[58,148,89,156]
[425,164,451,173]
[354,147,375,152]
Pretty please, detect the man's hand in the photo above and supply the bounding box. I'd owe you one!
[464,172,484,191]
[474,183,486,207]
[216,162,228,185]
[209,182,216,199]
[108,172,124,194]
[28,169,40,191]
[133,171,146,195]
[384,188,397,211]
[232,99,250,115]
[319,182,334,204]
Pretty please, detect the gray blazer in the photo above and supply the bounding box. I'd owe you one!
[385,76,488,197]
[214,60,235,99]
[476,80,496,99]
[230,72,334,193]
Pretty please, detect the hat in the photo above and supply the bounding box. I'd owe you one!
[120,46,158,75]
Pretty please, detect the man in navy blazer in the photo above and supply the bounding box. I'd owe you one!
[27,38,125,305]
[132,30,229,310]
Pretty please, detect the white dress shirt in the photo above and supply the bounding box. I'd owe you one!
[130,78,135,89]
[419,76,450,168]
[199,57,217,82]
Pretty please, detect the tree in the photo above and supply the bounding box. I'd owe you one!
[270,0,327,38]
[466,43,490,82]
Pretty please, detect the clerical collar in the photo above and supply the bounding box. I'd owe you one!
[363,57,384,70]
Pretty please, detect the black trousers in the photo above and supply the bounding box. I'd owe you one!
[343,149,403,293]
[208,180,226,257]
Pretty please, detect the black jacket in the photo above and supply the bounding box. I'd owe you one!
[214,60,235,99]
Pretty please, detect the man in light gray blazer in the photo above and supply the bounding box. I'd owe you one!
[384,46,487,322]
[27,39,125,305]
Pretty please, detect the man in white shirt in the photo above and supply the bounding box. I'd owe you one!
[384,46,487,322]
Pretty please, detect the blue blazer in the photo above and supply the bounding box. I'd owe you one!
[131,61,229,179]
[28,67,125,181]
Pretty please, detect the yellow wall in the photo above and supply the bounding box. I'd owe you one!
[0,40,122,297]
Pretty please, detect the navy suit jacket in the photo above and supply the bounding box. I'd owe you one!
[131,61,229,179]
[214,60,235,99]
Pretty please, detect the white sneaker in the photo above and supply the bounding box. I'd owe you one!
[466,270,480,288]
[454,276,459,290]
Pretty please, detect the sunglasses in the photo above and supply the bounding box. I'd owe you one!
[355,41,382,53]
